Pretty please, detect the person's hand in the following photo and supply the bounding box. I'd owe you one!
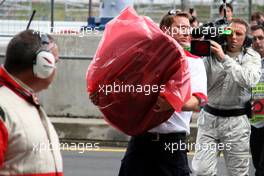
[89,91,99,106]
[210,40,225,61]
[154,96,173,112]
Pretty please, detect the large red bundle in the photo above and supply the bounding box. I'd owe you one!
[86,7,191,136]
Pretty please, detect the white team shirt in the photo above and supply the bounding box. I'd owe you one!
[149,54,207,135]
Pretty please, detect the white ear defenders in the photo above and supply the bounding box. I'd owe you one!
[33,34,56,79]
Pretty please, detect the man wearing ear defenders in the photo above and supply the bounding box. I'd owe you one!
[0,30,63,175]
[192,19,261,176]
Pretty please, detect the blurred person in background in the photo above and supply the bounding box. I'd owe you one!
[251,12,264,27]
[190,16,199,28]
[219,3,233,21]
[250,25,264,176]
[189,8,197,17]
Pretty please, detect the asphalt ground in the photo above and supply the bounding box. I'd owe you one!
[62,148,255,176]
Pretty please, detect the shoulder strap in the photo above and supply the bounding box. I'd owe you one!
[0,106,5,122]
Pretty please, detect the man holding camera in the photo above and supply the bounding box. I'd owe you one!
[192,19,261,176]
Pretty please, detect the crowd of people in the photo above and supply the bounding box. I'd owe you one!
[0,2,264,176]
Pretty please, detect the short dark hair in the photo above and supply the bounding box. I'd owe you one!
[189,8,195,16]
[251,25,264,33]
[5,30,54,74]
[219,3,233,14]
[190,16,198,25]
[159,10,192,29]
[251,12,264,21]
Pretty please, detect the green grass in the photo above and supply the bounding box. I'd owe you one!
[0,2,90,21]
[195,5,211,23]
[255,5,264,13]
[0,2,263,23]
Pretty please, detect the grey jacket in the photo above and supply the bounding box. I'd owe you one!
[204,48,261,109]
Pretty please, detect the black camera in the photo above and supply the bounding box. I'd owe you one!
[192,18,230,43]
[190,18,231,56]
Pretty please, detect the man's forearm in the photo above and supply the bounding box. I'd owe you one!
[182,96,200,111]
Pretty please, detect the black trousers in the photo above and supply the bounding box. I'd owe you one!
[250,126,264,176]
[118,133,191,176]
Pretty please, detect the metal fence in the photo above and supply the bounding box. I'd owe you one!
[1,0,263,34]
[0,0,263,54]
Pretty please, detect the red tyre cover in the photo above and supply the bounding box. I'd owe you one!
[86,7,191,136]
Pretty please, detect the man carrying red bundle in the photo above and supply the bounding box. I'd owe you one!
[90,10,207,176]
